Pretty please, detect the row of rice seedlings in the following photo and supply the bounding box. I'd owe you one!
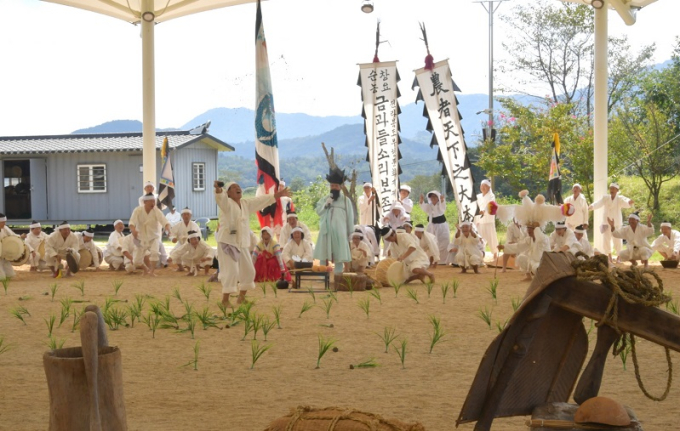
[251,340,273,369]
[487,278,499,304]
[195,306,219,330]
[394,339,408,369]
[49,283,59,302]
[182,340,200,370]
[105,307,129,331]
[0,336,12,354]
[428,315,447,353]
[1,277,10,295]
[478,306,493,329]
[376,326,399,353]
[46,336,65,351]
[45,314,56,337]
[357,298,371,318]
[178,314,197,339]
[72,281,86,297]
[321,298,334,319]
[350,358,379,369]
[216,301,230,320]
[112,280,124,296]
[11,306,30,325]
[198,282,212,302]
[182,301,195,321]
[405,288,419,304]
[128,295,146,328]
[316,335,337,369]
[299,301,313,318]
[368,286,382,304]
[261,316,276,341]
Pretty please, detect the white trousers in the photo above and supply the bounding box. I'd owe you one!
[619,247,653,261]
[517,254,540,275]
[217,244,256,295]
[477,222,498,254]
[601,227,623,255]
[454,250,483,268]
[0,259,15,279]
[426,222,450,264]
[28,253,48,269]
[104,254,125,269]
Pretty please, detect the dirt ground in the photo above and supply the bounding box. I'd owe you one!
[1,259,679,431]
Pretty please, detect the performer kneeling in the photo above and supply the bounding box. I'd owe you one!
[252,227,291,283]
[346,230,372,273]
[168,230,214,276]
[381,227,434,284]
[452,221,484,274]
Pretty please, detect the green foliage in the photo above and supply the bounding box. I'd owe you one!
[298,301,314,318]
[251,340,273,369]
[357,298,371,318]
[49,283,59,302]
[478,307,493,329]
[428,315,447,354]
[182,341,200,371]
[376,326,399,353]
[316,335,337,369]
[0,336,12,355]
[368,286,382,304]
[394,339,408,369]
[405,288,419,304]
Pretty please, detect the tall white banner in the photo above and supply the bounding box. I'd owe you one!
[413,59,478,222]
[358,61,402,221]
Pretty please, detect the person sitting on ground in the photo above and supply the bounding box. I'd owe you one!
[498,221,550,282]
[609,212,654,268]
[345,230,372,273]
[168,230,214,276]
[75,228,102,271]
[252,227,291,283]
[501,219,522,273]
[281,227,313,270]
[573,225,594,257]
[452,221,484,274]
[0,213,22,280]
[104,220,126,271]
[380,227,434,284]
[549,221,579,255]
[651,221,680,261]
[24,220,48,272]
[279,212,312,247]
[413,223,440,268]
[45,221,80,278]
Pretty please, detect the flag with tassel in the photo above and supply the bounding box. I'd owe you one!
[547,133,563,204]
[157,136,175,210]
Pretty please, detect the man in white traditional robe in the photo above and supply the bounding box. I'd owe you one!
[282,227,313,270]
[381,227,434,284]
[383,202,407,230]
[45,221,80,278]
[120,230,149,274]
[419,190,449,264]
[346,230,373,273]
[168,230,214,276]
[358,182,378,226]
[170,207,200,247]
[609,212,654,268]
[651,222,680,261]
[452,221,484,273]
[0,213,21,279]
[589,183,634,262]
[165,206,182,226]
[501,219,522,272]
[564,184,589,234]
[25,220,48,271]
[279,212,312,247]
[137,181,168,267]
[413,223,440,268]
[129,193,171,276]
[398,185,414,215]
[354,224,379,265]
[475,179,498,259]
[75,229,102,271]
[549,221,579,255]
[215,181,290,307]
[103,220,126,270]
[498,222,550,281]
[573,225,594,257]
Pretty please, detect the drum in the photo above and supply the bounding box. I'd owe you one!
[334,272,368,291]
[11,244,31,266]
[1,236,24,261]
[78,249,93,270]
[375,258,396,287]
[66,250,80,274]
[38,240,46,259]
[386,261,406,286]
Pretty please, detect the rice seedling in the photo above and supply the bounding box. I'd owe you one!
[298,301,314,318]
[259,282,267,297]
[394,339,408,369]
[349,358,379,369]
[112,280,124,296]
[216,301,229,320]
[327,290,338,303]
[272,305,283,329]
[428,315,447,353]
[424,281,434,298]
[261,316,276,341]
[142,312,161,338]
[60,297,73,314]
[487,278,499,304]
[478,306,493,329]
[11,306,30,325]
[616,334,632,371]
[196,306,219,330]
[308,287,316,304]
[321,298,334,319]
[182,340,200,371]
[162,296,172,314]
[666,298,679,315]
[251,340,273,369]
[375,326,399,353]
[159,309,180,330]
[357,298,371,319]
[49,283,59,302]
[103,296,115,314]
[178,314,197,339]
[241,317,253,341]
[197,283,212,302]
[46,336,65,351]
[586,318,595,336]
[182,301,195,322]
[149,300,164,317]
[405,288,419,304]
[368,286,382,304]
[342,276,356,296]
[128,299,144,329]
[452,279,460,298]
[72,281,85,297]
[59,306,70,328]
[441,282,451,304]
[107,307,128,331]
[0,336,12,354]
[390,280,403,298]
[233,301,255,323]
[251,314,264,340]
[495,319,509,334]
[172,287,183,303]
[316,335,337,369]
[1,278,10,295]
[71,307,83,332]
[269,282,278,298]
[45,314,56,337]
[511,296,521,312]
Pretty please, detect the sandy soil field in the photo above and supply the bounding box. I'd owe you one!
[1,260,679,431]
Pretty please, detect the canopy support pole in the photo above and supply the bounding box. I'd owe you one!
[141,0,156,185]
[593,2,608,251]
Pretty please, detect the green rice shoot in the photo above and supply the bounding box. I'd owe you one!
[72,281,85,297]
[112,280,124,296]
[428,315,446,353]
[376,326,399,353]
[316,335,337,369]
[49,283,59,302]
[368,286,382,304]
[487,278,499,304]
[478,306,493,329]
[298,301,314,318]
[251,340,273,369]
[394,338,408,369]
[441,282,451,304]
[405,287,419,304]
[321,298,333,319]
[357,297,371,318]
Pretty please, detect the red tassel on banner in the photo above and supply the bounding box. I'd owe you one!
[425,53,434,71]
[373,54,380,63]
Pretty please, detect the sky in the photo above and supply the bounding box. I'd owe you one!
[0,0,678,137]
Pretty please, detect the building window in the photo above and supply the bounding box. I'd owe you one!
[193,162,205,191]
[77,164,107,193]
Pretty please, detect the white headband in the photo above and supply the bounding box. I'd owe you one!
[0,217,6,222]
[386,228,396,238]
[29,222,41,229]
[628,213,640,221]
[291,227,304,236]
[427,190,441,198]
[610,183,619,190]
[556,222,567,229]
[574,227,586,233]
[481,179,491,188]
[83,231,95,238]
[142,194,156,201]
[661,222,672,228]
[144,181,155,189]
[261,227,273,237]
[58,223,70,230]
[187,232,201,239]
[350,231,364,240]
[403,221,413,228]
[414,227,425,233]
[114,219,124,227]
[460,221,472,227]
[181,208,192,215]
[572,183,582,189]
[400,185,411,193]
[287,213,298,219]
[363,182,373,188]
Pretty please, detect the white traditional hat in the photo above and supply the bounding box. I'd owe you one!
[223,182,237,195]
[400,184,411,193]
[29,221,41,229]
[555,221,567,229]
[57,221,71,230]
[574,225,586,234]
[0,215,6,222]
[287,212,298,219]
[290,227,305,238]
[113,219,124,227]
[661,222,672,229]
[349,230,364,240]
[628,212,640,221]
[363,182,373,188]
[460,220,472,227]
[142,193,156,201]
[260,227,274,237]
[572,183,582,189]
[480,179,491,188]
[427,190,441,198]
[181,207,192,215]
[610,182,620,190]
[144,181,155,190]
[83,230,95,238]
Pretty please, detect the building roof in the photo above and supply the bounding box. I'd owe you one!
[0,124,234,155]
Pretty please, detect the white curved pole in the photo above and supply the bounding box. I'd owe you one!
[141,0,156,184]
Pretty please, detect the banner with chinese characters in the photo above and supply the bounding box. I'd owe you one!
[413,59,478,222]
[357,61,402,220]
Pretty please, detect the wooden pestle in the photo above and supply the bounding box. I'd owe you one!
[80,311,103,431]
[85,305,108,348]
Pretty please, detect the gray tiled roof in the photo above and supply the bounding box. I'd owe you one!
[0,129,234,155]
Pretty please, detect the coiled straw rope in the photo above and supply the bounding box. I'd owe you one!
[572,253,673,401]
